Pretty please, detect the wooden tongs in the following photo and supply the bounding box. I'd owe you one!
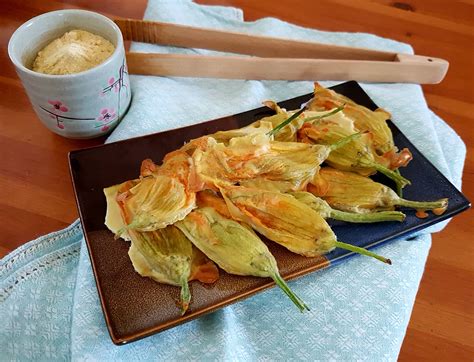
[115,18,448,84]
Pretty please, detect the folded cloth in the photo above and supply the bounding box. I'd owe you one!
[0,0,466,360]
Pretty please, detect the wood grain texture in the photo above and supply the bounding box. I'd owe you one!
[125,51,449,83]
[0,0,472,359]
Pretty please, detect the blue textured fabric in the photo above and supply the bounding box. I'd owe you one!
[0,1,466,360]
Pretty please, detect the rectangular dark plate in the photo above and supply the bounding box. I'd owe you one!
[69,81,470,345]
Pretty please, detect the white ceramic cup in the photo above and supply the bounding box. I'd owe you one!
[8,10,132,139]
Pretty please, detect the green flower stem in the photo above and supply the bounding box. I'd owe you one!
[335,241,392,265]
[267,107,306,137]
[180,279,191,315]
[330,209,406,223]
[272,272,310,312]
[267,104,345,137]
[396,197,448,210]
[394,169,404,197]
[303,104,345,123]
[329,132,362,151]
[371,162,411,189]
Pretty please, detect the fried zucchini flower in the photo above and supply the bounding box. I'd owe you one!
[308,83,391,153]
[220,185,391,264]
[220,185,336,256]
[114,150,204,232]
[307,82,413,169]
[128,226,219,314]
[176,207,309,312]
[309,167,448,215]
[140,150,203,192]
[104,185,218,314]
[178,121,274,157]
[298,112,411,191]
[116,174,196,231]
[289,191,405,223]
[194,133,330,192]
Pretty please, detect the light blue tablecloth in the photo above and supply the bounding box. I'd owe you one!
[0,1,466,360]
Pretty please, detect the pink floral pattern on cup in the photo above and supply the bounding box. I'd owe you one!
[45,100,71,129]
[48,100,69,113]
[107,77,120,93]
[38,59,128,133]
[96,108,116,122]
[40,99,96,130]
[96,107,117,132]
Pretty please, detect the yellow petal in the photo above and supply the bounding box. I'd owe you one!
[309,167,394,212]
[120,175,196,231]
[220,185,336,257]
[176,207,278,277]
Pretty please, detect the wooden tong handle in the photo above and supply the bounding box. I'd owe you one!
[125,53,448,83]
[115,18,397,61]
[116,18,449,83]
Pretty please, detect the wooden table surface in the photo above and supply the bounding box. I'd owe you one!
[1,0,472,359]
